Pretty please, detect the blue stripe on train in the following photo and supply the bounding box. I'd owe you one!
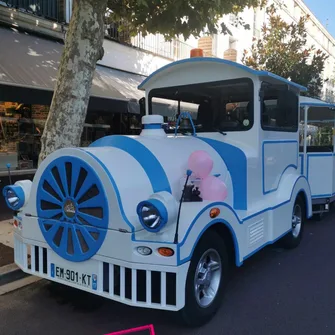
[89,135,172,194]
[197,137,247,210]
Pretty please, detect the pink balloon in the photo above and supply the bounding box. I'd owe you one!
[187,151,213,179]
[200,175,228,201]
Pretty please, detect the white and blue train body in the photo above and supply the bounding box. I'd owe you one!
[4,57,314,326]
[298,96,335,218]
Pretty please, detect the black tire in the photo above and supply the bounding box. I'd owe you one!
[179,230,229,327]
[281,196,305,249]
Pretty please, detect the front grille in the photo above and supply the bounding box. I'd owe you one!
[14,236,181,311]
[101,263,177,307]
[14,235,48,275]
[30,245,48,274]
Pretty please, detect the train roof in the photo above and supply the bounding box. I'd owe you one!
[300,96,335,109]
[138,57,307,92]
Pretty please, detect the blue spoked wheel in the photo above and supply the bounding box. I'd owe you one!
[37,156,109,262]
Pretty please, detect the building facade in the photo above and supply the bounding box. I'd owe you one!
[189,0,335,102]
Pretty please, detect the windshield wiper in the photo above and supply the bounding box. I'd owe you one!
[214,128,227,136]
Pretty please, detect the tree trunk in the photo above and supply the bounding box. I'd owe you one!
[38,0,107,165]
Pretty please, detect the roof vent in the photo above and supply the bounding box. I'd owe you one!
[140,115,166,137]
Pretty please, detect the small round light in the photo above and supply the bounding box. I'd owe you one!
[137,246,152,256]
[158,247,174,257]
[210,207,220,218]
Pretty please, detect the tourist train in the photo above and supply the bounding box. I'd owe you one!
[4,54,335,326]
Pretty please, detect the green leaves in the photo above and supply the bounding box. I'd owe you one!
[242,3,328,98]
[136,0,148,7]
[106,0,264,39]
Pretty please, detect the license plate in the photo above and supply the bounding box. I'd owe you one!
[50,263,97,290]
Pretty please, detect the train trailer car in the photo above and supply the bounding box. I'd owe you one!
[298,96,335,219]
[3,57,313,327]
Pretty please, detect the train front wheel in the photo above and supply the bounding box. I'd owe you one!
[179,230,229,327]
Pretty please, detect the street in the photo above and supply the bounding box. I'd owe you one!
[0,212,335,335]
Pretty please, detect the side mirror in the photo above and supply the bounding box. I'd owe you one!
[139,97,146,117]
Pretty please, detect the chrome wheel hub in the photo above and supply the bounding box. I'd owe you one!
[292,204,302,238]
[194,249,222,308]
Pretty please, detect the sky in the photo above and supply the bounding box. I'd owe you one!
[303,0,335,38]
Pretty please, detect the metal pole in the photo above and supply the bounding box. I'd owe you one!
[6,163,12,185]
[303,105,308,177]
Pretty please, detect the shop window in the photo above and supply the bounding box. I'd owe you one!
[0,102,46,171]
[0,100,143,172]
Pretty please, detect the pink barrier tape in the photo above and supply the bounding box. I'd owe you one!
[105,324,155,335]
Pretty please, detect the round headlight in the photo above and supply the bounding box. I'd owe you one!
[7,189,19,206]
[3,185,25,211]
[137,199,168,232]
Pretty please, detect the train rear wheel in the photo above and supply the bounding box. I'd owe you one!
[281,196,305,249]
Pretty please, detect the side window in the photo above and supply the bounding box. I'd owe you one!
[305,123,333,151]
[261,83,299,132]
[304,106,334,153]
[299,107,305,151]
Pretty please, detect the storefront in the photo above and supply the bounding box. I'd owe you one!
[0,24,199,181]
[0,99,143,170]
[0,24,148,177]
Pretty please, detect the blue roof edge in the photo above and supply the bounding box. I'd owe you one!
[300,102,335,108]
[138,57,307,92]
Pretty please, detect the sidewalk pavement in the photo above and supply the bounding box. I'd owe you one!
[0,218,13,248]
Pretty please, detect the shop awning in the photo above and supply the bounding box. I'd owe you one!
[0,25,146,112]
[0,25,200,118]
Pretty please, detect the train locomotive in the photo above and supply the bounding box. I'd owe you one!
[3,56,313,326]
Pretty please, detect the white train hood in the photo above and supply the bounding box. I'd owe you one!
[25,133,247,233]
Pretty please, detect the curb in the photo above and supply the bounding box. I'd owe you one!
[0,276,42,296]
[0,263,30,287]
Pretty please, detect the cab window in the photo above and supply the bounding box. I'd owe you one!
[148,78,254,133]
[261,82,299,132]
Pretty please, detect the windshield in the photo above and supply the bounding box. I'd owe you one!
[148,78,254,133]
